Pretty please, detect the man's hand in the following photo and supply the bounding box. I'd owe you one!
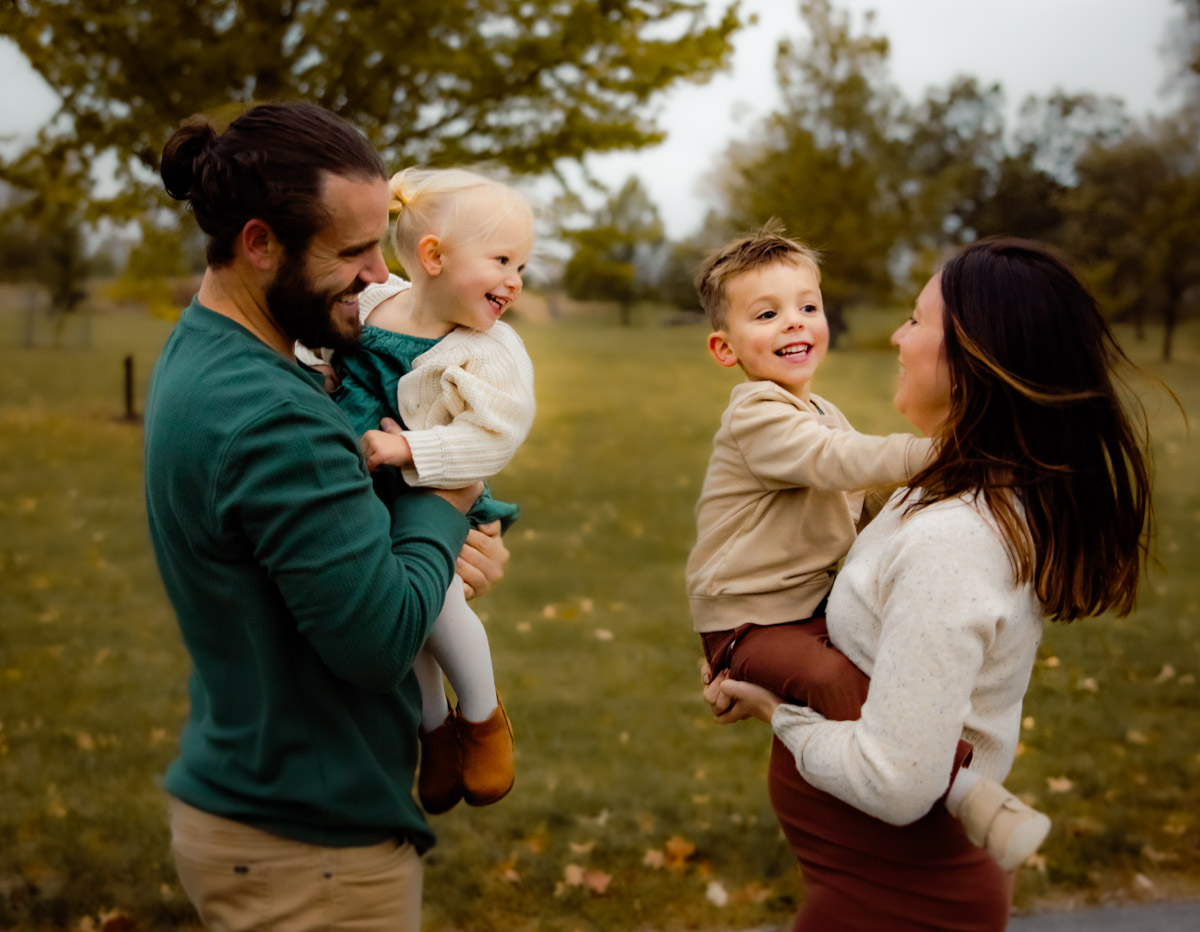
[458,520,509,600]
[362,418,413,472]
[431,481,484,516]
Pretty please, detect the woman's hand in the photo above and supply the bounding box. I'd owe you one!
[458,520,509,600]
[701,662,734,716]
[701,663,783,724]
[717,678,784,724]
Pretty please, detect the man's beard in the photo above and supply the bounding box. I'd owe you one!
[266,250,365,352]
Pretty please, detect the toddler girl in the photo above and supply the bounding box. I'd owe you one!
[334,167,536,814]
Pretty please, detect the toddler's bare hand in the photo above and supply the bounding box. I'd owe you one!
[361,418,413,471]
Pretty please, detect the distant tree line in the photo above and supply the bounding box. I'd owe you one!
[566,0,1200,358]
[1,0,1196,357]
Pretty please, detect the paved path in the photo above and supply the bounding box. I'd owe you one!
[1009,900,1200,931]
[731,900,1200,931]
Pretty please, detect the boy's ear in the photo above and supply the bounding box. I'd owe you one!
[416,234,443,276]
[707,331,740,369]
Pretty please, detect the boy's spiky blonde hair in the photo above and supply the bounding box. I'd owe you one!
[694,220,821,330]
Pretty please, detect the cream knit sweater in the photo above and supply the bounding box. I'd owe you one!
[687,380,933,633]
[771,492,1044,825]
[357,277,536,489]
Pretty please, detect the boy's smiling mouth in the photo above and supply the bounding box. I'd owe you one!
[776,342,812,358]
[486,293,510,314]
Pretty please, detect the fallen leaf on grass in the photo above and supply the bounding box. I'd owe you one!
[664,835,695,870]
[643,849,665,869]
[593,629,613,641]
[1125,729,1149,745]
[569,841,595,855]
[737,881,773,904]
[492,853,521,884]
[100,909,136,931]
[76,732,95,751]
[1141,845,1178,864]
[563,864,611,895]
[1046,776,1074,793]
[584,870,611,894]
[1043,656,1060,668]
[705,881,729,907]
[1075,677,1099,693]
[1025,853,1047,873]
[78,909,135,932]
[542,604,557,619]
[1153,664,1176,684]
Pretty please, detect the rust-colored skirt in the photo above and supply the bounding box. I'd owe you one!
[706,617,1013,928]
[768,736,1013,931]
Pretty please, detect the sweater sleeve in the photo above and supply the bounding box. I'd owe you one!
[770,508,1014,824]
[215,397,469,693]
[729,389,933,492]
[396,324,536,487]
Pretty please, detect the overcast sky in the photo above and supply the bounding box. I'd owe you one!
[0,0,1185,238]
[589,0,1184,235]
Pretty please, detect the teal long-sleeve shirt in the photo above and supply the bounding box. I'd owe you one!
[144,299,469,851]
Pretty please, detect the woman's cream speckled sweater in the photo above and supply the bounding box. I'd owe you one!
[772,491,1044,826]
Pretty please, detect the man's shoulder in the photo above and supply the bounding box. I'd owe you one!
[152,322,333,437]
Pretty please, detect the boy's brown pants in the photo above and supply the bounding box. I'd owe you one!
[701,615,973,770]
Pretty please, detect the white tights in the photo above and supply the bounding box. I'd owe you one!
[413,576,498,731]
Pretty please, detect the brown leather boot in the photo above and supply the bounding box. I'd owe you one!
[459,695,514,807]
[417,712,464,815]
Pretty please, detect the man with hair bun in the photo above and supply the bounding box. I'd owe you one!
[145,100,509,931]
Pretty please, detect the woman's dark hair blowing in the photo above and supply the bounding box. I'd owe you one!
[904,237,1152,621]
[160,101,386,266]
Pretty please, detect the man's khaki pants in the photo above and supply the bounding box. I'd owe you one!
[168,797,422,932]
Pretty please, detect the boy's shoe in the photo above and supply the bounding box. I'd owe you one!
[417,712,464,815]
[459,694,515,807]
[958,777,1051,871]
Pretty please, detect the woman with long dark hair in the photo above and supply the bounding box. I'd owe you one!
[706,237,1154,931]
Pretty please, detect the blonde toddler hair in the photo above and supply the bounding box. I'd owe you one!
[388,166,534,266]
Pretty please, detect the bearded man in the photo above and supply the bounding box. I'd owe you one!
[144,101,507,931]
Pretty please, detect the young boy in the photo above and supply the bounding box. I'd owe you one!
[686,223,1051,871]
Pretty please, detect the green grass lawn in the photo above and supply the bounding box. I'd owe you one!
[1,305,1198,930]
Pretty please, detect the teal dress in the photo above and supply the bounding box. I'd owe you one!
[333,325,520,531]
